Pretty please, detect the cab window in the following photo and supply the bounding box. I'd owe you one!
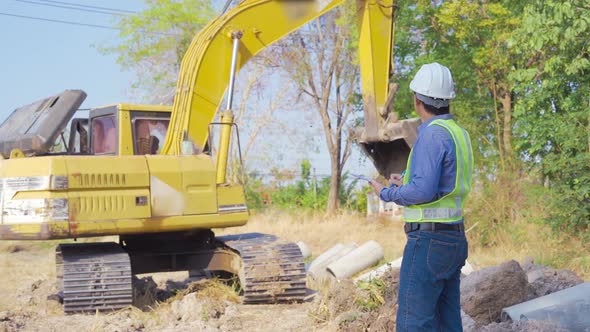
[134,118,169,155]
[92,116,116,154]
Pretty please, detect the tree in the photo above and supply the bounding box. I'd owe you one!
[101,0,215,100]
[390,0,532,226]
[511,0,590,231]
[272,10,360,214]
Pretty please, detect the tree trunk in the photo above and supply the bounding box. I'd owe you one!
[587,99,590,154]
[327,158,341,214]
[492,82,505,170]
[501,93,513,165]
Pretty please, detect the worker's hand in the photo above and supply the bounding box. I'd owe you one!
[389,173,403,187]
[369,180,385,196]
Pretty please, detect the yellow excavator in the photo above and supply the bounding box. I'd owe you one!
[0,0,418,312]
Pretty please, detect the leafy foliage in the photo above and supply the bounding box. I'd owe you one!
[244,160,366,212]
[511,0,590,232]
[100,0,214,98]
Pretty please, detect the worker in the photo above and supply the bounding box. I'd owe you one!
[369,62,473,331]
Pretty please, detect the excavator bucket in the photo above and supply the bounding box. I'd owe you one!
[356,0,420,178]
[358,118,421,178]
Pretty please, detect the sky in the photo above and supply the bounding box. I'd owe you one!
[0,0,376,178]
[0,0,144,121]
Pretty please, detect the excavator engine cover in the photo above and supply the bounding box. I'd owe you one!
[0,89,86,158]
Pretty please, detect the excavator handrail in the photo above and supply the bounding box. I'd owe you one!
[161,0,395,155]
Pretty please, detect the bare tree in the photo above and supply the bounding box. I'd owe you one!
[273,11,359,214]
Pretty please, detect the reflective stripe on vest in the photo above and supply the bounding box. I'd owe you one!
[402,119,474,223]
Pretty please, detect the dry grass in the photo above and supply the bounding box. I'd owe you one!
[468,222,590,279]
[220,209,590,280]
[216,209,408,264]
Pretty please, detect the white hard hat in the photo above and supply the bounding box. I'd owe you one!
[409,62,456,100]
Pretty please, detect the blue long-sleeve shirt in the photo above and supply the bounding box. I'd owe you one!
[380,114,458,209]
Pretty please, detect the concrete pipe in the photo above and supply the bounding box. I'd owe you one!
[355,256,402,282]
[296,241,312,260]
[308,242,358,280]
[327,240,384,280]
[502,282,590,330]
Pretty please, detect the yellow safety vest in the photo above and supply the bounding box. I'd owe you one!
[402,119,474,223]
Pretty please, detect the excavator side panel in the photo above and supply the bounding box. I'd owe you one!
[66,156,151,222]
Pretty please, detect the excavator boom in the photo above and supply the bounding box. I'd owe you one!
[162,0,411,171]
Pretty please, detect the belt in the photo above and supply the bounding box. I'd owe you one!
[404,222,464,233]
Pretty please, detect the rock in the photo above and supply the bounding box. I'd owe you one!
[461,260,528,326]
[521,262,583,300]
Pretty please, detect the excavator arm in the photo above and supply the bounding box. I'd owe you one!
[162,0,417,176]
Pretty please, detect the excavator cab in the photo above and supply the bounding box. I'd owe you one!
[85,104,172,156]
[0,90,174,159]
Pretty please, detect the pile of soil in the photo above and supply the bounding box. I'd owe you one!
[311,268,400,332]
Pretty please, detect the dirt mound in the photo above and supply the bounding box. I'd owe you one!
[3,273,247,332]
[312,268,400,331]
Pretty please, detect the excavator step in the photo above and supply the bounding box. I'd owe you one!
[56,242,132,313]
[218,233,307,304]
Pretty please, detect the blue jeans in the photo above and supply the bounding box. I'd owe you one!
[396,229,468,332]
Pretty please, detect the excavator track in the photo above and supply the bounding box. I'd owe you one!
[218,233,307,304]
[56,242,132,313]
